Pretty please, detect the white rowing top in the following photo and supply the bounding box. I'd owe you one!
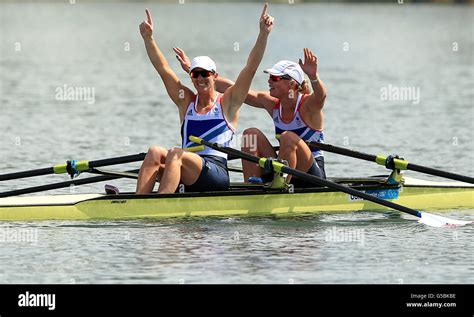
[181,93,235,159]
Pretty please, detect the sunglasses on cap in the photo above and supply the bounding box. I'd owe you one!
[269,74,292,82]
[190,69,215,79]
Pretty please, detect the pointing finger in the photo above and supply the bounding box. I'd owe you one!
[145,8,153,25]
[261,3,268,18]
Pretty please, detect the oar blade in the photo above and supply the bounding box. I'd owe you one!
[418,212,473,228]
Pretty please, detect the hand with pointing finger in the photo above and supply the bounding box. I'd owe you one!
[139,9,154,40]
[259,3,274,34]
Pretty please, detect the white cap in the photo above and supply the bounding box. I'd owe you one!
[190,56,217,73]
[264,60,304,85]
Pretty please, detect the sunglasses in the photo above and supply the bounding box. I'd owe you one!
[190,70,215,79]
[269,74,292,82]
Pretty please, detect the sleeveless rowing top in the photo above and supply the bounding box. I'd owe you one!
[273,93,324,158]
[181,93,235,159]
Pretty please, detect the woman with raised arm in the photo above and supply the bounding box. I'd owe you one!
[174,47,327,187]
[136,5,273,194]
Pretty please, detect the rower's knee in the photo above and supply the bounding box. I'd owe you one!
[280,131,300,147]
[148,145,166,155]
[165,147,184,165]
[146,145,167,164]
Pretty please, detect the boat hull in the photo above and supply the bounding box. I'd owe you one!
[0,182,472,221]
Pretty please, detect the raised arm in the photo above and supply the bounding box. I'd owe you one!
[221,4,273,121]
[298,48,328,109]
[140,9,193,111]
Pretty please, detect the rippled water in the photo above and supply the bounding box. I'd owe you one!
[0,2,473,283]
[1,211,473,284]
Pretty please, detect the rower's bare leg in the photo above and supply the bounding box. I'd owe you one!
[136,146,168,194]
[158,148,202,194]
[278,131,313,183]
[241,128,277,183]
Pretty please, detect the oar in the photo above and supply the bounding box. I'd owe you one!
[0,169,140,198]
[304,141,474,184]
[189,136,472,228]
[0,153,146,181]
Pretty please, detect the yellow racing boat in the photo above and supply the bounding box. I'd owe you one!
[0,176,472,221]
[1,138,472,227]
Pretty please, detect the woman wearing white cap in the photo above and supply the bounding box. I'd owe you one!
[174,47,327,187]
[135,5,273,194]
